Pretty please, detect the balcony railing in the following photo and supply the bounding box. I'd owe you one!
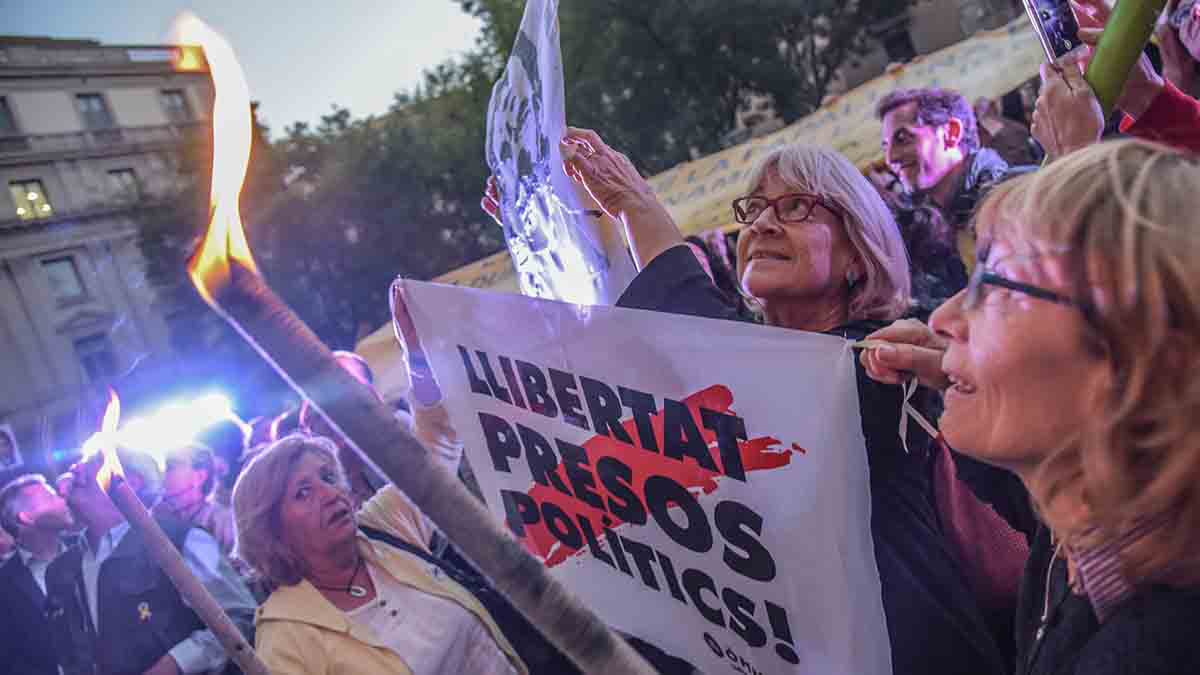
[0,121,208,162]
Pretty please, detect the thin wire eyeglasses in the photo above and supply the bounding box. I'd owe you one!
[962,250,1084,313]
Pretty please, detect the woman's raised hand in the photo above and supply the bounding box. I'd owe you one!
[561,127,657,219]
[562,126,683,269]
[859,318,951,390]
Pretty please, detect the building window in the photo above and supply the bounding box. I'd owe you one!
[75,93,116,128]
[42,257,86,303]
[75,93,121,144]
[0,97,28,153]
[74,333,118,381]
[160,89,193,123]
[10,179,54,221]
[108,168,140,201]
[0,97,17,135]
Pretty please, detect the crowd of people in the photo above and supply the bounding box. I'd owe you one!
[2,1,1200,673]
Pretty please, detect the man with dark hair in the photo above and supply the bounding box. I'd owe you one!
[0,473,75,674]
[877,87,1023,312]
[156,443,236,555]
[45,449,255,675]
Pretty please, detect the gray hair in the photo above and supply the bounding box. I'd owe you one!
[738,144,912,321]
[0,474,48,537]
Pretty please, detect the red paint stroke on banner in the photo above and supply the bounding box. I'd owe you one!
[523,385,801,566]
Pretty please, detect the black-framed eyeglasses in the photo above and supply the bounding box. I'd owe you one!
[1169,0,1197,29]
[731,193,843,225]
[963,265,1079,312]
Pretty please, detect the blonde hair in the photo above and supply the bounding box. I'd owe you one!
[737,145,912,322]
[977,139,1200,586]
[232,433,344,587]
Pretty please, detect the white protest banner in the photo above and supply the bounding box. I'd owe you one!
[485,0,637,306]
[402,280,892,675]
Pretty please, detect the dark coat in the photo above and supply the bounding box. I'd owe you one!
[616,245,1011,675]
[1016,527,1200,675]
[45,517,205,675]
[891,148,1034,314]
[0,552,60,675]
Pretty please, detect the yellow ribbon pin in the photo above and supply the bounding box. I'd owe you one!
[138,602,152,622]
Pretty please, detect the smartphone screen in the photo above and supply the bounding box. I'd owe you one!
[1024,0,1084,62]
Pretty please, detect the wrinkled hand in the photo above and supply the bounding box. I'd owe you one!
[859,319,950,390]
[1069,0,1166,119]
[561,127,658,220]
[481,175,502,227]
[141,653,180,675]
[1032,51,1105,159]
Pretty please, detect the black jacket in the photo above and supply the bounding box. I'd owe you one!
[616,245,1010,675]
[0,552,60,675]
[45,516,205,675]
[1015,527,1200,675]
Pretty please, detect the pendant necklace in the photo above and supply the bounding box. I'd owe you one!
[313,556,368,598]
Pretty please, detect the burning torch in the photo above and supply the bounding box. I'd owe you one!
[178,12,652,675]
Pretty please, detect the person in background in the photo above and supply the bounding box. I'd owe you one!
[196,419,249,510]
[877,87,1022,311]
[155,443,237,556]
[974,96,1041,166]
[862,139,1200,675]
[1033,0,1200,157]
[560,128,1028,675]
[45,449,255,675]
[682,232,756,320]
[233,434,526,675]
[877,87,1014,228]
[0,474,75,674]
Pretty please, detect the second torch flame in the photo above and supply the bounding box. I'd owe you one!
[93,389,124,492]
[179,12,259,303]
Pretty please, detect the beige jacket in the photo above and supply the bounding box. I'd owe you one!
[255,486,527,675]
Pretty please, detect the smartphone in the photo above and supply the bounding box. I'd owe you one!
[1023,0,1084,62]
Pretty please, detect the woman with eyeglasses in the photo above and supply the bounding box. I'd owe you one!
[560,127,1024,675]
[862,139,1200,675]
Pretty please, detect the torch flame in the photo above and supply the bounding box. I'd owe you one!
[178,12,259,306]
[94,389,124,492]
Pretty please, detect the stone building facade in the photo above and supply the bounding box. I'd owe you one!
[0,36,212,474]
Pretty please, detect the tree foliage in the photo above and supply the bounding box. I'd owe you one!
[460,0,909,172]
